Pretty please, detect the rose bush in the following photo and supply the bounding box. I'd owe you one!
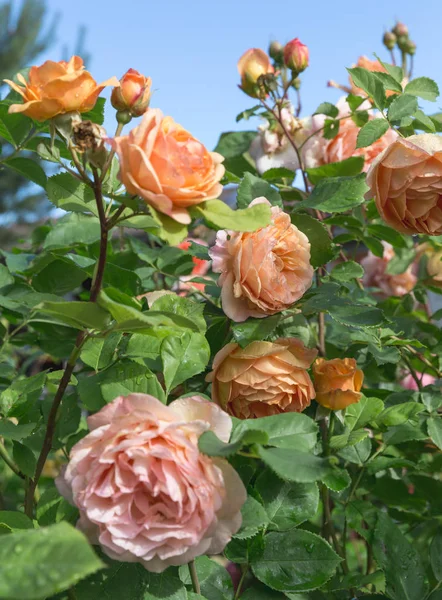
[0,19,442,600]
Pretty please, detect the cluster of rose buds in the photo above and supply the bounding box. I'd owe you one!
[383,21,416,56]
[237,37,309,98]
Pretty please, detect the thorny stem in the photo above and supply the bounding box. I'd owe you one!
[188,560,201,595]
[90,167,108,302]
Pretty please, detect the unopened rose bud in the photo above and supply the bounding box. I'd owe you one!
[383,31,397,50]
[283,38,309,74]
[237,48,274,98]
[111,69,152,117]
[292,77,301,90]
[269,40,283,62]
[406,40,417,55]
[393,21,408,37]
[397,35,409,52]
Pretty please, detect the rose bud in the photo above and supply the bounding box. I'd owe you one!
[4,56,117,122]
[111,69,152,117]
[383,31,397,50]
[209,197,313,322]
[397,35,410,52]
[269,40,283,62]
[313,358,364,410]
[237,48,274,98]
[207,339,317,419]
[366,134,442,236]
[283,38,309,74]
[406,40,417,55]
[56,393,246,573]
[393,21,409,37]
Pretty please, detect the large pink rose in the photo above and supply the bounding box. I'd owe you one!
[361,242,417,297]
[110,109,224,224]
[57,394,246,573]
[209,198,313,322]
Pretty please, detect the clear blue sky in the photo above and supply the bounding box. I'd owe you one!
[37,0,442,149]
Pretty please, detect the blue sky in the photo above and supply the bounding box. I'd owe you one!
[36,0,442,149]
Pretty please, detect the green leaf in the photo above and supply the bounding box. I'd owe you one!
[236,105,262,122]
[428,417,442,451]
[314,102,339,118]
[82,97,106,124]
[372,71,403,92]
[306,157,364,185]
[0,522,104,599]
[198,429,268,458]
[179,556,234,600]
[258,447,331,483]
[366,223,409,248]
[290,214,335,268]
[405,77,440,102]
[347,67,386,109]
[148,206,188,245]
[330,260,364,282]
[32,257,89,295]
[161,332,210,394]
[261,167,296,182]
[322,467,351,492]
[80,333,122,371]
[214,131,257,158]
[295,174,369,213]
[237,172,283,208]
[373,512,428,600]
[338,436,371,464]
[0,104,32,146]
[255,469,319,531]
[35,300,110,330]
[12,442,36,478]
[0,421,36,441]
[323,119,340,140]
[46,173,97,215]
[347,94,366,111]
[251,529,341,592]
[376,402,424,427]
[345,396,384,431]
[430,529,442,581]
[373,54,404,83]
[356,119,390,148]
[193,199,271,232]
[0,264,14,288]
[232,314,283,347]
[240,583,287,599]
[3,156,47,187]
[0,511,33,531]
[43,213,101,249]
[150,294,207,333]
[235,496,270,539]
[233,412,318,452]
[387,94,419,122]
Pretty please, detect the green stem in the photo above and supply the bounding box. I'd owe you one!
[0,441,25,479]
[234,565,249,600]
[0,126,37,163]
[188,560,201,595]
[101,121,124,183]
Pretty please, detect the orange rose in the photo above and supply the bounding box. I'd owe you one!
[209,198,313,322]
[313,358,364,410]
[111,109,224,224]
[4,56,118,121]
[206,339,317,419]
[366,134,442,235]
[237,48,274,97]
[111,69,152,117]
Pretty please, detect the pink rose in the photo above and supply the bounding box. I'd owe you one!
[209,198,313,322]
[361,242,417,297]
[57,394,246,573]
[402,373,436,391]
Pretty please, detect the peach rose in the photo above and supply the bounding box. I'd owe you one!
[176,238,210,293]
[313,358,364,410]
[420,243,442,287]
[318,98,398,172]
[4,56,117,121]
[402,372,436,391]
[206,339,317,419]
[210,198,313,322]
[111,69,152,117]
[110,109,224,224]
[361,242,417,297]
[366,134,442,235]
[57,393,246,573]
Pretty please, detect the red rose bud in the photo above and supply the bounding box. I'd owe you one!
[111,69,152,117]
[383,31,397,50]
[283,38,309,74]
[393,21,409,37]
[237,48,274,98]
